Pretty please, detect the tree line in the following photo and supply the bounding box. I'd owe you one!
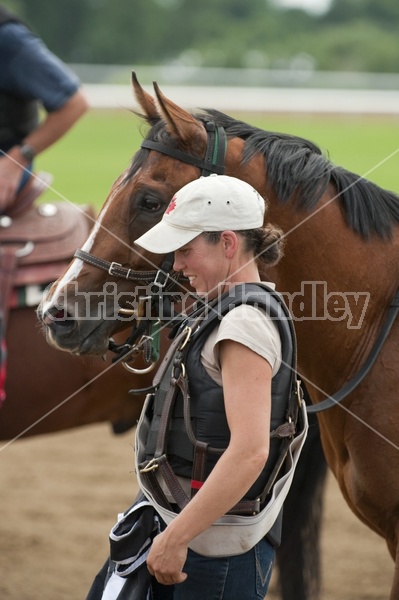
[4,0,399,73]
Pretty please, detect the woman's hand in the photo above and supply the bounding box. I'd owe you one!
[146,529,188,585]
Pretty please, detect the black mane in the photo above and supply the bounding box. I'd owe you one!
[138,108,399,240]
[203,109,399,240]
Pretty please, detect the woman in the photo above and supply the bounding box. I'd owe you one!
[131,174,304,600]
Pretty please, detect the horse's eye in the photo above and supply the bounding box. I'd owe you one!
[142,197,162,212]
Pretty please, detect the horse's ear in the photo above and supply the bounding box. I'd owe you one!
[153,81,204,145]
[131,72,159,123]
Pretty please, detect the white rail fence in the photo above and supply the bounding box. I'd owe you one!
[74,65,399,114]
[83,83,399,115]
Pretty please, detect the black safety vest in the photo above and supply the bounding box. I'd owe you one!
[145,283,298,503]
[0,7,39,149]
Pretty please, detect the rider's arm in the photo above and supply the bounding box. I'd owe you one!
[0,20,89,210]
[0,89,88,209]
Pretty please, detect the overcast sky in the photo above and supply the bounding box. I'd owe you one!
[274,0,331,14]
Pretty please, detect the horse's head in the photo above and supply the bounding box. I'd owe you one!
[38,73,250,358]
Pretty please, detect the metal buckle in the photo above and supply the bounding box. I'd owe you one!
[118,295,149,319]
[140,457,160,473]
[151,269,169,292]
[119,335,158,375]
[108,261,122,276]
[179,326,192,350]
[296,379,303,406]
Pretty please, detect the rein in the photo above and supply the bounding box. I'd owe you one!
[307,289,399,413]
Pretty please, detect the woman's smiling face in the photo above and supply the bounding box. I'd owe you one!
[173,234,231,299]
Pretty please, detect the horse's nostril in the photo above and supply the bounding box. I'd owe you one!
[43,307,74,329]
[53,309,68,321]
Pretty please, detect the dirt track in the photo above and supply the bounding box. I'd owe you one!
[0,424,393,600]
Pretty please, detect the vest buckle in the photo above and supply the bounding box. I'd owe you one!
[139,457,160,473]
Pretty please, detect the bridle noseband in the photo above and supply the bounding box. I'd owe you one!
[74,248,183,291]
[73,120,227,374]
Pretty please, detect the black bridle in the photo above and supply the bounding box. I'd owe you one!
[73,120,227,371]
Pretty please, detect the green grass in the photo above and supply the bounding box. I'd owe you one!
[36,109,143,209]
[36,108,399,211]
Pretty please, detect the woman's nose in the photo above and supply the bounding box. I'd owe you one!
[173,254,183,272]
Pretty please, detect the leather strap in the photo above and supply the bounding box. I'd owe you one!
[152,326,192,387]
[141,123,226,177]
[0,245,18,329]
[154,374,178,458]
[157,455,190,510]
[140,467,171,509]
[74,248,161,284]
[191,440,208,498]
[5,172,53,218]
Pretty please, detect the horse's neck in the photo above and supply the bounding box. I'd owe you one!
[262,196,399,395]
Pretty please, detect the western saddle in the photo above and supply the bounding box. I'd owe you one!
[0,172,96,325]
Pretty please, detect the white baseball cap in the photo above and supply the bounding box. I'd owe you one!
[134,174,265,254]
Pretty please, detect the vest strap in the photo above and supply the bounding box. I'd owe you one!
[157,455,190,509]
[191,441,208,498]
[139,465,171,509]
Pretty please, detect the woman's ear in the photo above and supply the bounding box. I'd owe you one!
[221,231,238,258]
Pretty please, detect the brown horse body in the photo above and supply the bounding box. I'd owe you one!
[0,306,151,441]
[38,75,399,597]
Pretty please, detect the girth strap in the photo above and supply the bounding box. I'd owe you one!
[0,246,18,330]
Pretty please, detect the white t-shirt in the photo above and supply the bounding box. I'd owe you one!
[201,286,282,385]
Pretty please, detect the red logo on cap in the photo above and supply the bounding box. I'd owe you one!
[165,196,177,214]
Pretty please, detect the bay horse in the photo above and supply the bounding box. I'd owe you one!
[38,74,399,598]
[0,194,158,443]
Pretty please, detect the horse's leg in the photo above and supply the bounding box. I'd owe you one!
[390,568,399,600]
[388,539,399,600]
[275,400,328,600]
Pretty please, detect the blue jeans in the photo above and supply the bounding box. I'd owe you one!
[150,538,275,600]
